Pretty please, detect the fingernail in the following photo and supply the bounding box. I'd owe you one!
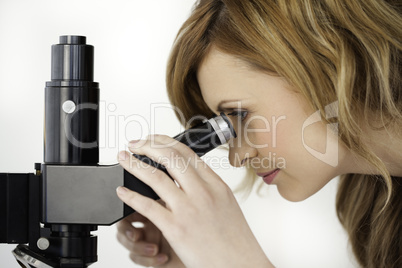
[116,186,128,196]
[128,140,139,147]
[157,254,168,263]
[125,230,134,240]
[118,151,128,161]
[145,245,156,255]
[241,158,247,166]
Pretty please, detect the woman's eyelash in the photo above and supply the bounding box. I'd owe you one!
[227,110,248,120]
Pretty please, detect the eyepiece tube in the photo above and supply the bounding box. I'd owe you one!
[173,113,236,157]
[51,35,94,81]
[44,36,99,165]
[132,113,236,173]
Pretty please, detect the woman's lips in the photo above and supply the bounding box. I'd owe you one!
[257,169,280,184]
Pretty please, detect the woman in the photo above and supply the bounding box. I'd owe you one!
[116,0,402,267]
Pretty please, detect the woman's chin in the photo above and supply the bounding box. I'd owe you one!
[276,185,315,202]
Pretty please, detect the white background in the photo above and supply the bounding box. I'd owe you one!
[0,1,356,267]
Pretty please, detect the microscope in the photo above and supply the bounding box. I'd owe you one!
[0,36,235,267]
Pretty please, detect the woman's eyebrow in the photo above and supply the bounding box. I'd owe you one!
[216,100,242,111]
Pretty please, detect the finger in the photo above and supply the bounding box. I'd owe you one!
[116,215,145,242]
[129,241,159,257]
[143,217,162,247]
[130,135,200,170]
[129,253,169,267]
[116,186,171,231]
[116,229,138,252]
[152,135,228,186]
[147,134,196,159]
[118,151,185,204]
[125,211,153,228]
[153,134,216,177]
[127,137,208,192]
[116,231,160,257]
[152,134,217,176]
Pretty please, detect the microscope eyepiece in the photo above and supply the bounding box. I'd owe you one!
[172,113,236,157]
[59,35,86,45]
[207,113,237,144]
[132,112,236,175]
[51,35,94,81]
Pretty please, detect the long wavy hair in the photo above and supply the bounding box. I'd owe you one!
[166,0,402,267]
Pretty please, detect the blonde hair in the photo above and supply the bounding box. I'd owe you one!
[166,0,402,267]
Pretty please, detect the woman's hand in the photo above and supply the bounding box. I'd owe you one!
[116,135,273,268]
[116,206,184,267]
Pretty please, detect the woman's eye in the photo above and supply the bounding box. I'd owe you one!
[228,110,248,121]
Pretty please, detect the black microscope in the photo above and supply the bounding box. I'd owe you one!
[0,36,235,267]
